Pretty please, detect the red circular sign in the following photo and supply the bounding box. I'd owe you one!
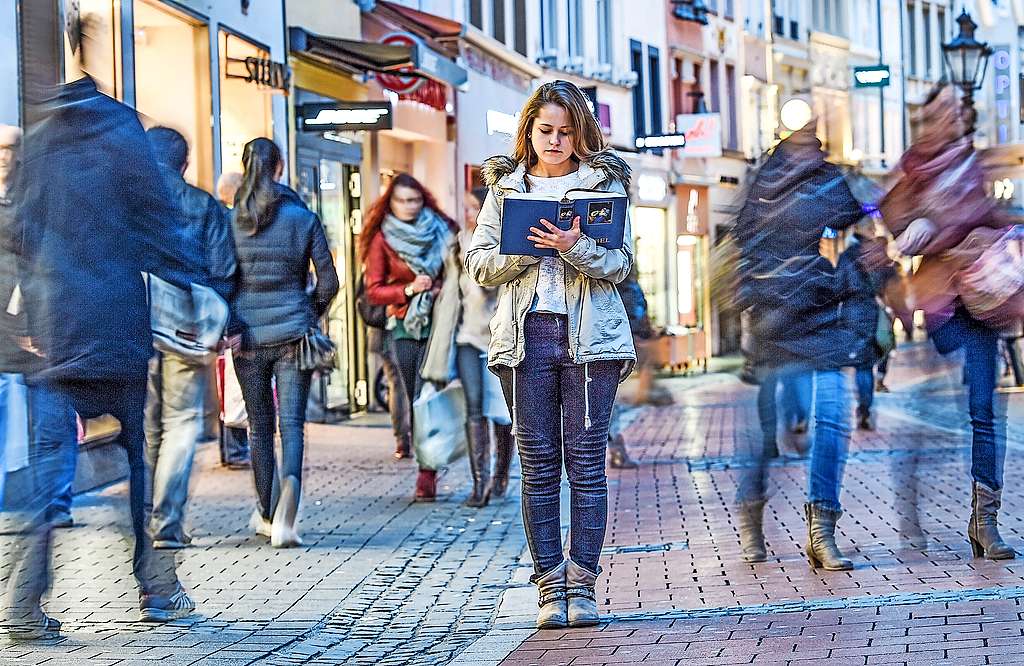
[376,33,424,95]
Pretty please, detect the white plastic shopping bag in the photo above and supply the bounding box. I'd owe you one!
[221,348,249,429]
[481,352,511,426]
[413,381,468,471]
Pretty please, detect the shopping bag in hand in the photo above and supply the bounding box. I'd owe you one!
[413,381,468,471]
[481,353,511,426]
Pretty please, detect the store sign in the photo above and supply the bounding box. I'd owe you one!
[993,45,1012,145]
[636,134,687,150]
[674,113,722,157]
[376,32,468,95]
[298,102,394,132]
[486,109,518,137]
[233,56,290,91]
[853,65,890,88]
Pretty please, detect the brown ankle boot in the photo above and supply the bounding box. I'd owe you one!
[607,434,638,469]
[968,481,1015,560]
[490,423,514,497]
[736,499,767,562]
[464,418,491,508]
[804,503,853,571]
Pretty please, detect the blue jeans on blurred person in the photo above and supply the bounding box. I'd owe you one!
[855,365,875,416]
[930,308,1003,490]
[807,369,851,511]
[233,343,312,521]
[779,368,812,430]
[28,384,78,523]
[496,314,621,576]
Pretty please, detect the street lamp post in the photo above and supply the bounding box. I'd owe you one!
[941,10,993,134]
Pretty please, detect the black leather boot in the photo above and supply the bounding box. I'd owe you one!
[464,418,491,508]
[490,422,514,497]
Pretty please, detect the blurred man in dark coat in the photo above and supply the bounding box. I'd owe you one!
[5,74,203,639]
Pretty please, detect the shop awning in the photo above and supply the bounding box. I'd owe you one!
[374,1,464,41]
[289,27,414,75]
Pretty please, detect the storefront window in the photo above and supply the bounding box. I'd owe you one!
[633,206,669,328]
[219,31,274,174]
[63,0,122,95]
[133,0,213,188]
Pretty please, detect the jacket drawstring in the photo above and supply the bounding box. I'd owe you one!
[583,362,592,430]
[511,365,518,437]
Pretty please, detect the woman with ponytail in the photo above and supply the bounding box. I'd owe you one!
[230,138,339,547]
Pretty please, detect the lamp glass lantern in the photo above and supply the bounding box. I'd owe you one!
[941,10,992,95]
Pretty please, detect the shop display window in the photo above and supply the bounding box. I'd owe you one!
[219,31,274,174]
[133,0,213,189]
[633,206,670,328]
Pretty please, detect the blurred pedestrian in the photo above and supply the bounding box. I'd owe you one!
[879,85,1016,560]
[10,74,203,637]
[230,138,338,548]
[838,228,896,431]
[455,187,515,506]
[143,127,236,549]
[606,264,663,469]
[466,80,636,629]
[733,122,864,570]
[360,174,456,501]
[1,126,78,530]
[213,170,250,468]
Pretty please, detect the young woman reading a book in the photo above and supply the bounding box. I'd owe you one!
[465,80,636,629]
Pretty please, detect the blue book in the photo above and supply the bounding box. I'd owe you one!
[499,190,628,257]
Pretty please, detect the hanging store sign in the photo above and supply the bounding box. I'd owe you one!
[993,45,1012,145]
[226,56,291,91]
[636,133,687,150]
[297,102,394,132]
[376,32,468,95]
[853,64,890,88]
[674,113,722,157]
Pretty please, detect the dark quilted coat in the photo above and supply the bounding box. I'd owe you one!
[230,184,339,348]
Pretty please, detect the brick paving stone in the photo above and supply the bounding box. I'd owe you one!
[504,344,1024,666]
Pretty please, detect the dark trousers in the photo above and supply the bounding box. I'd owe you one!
[497,313,621,575]
[4,377,179,626]
[389,336,427,463]
[931,308,1004,490]
[233,343,312,520]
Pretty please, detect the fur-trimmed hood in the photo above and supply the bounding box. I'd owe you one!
[480,150,632,191]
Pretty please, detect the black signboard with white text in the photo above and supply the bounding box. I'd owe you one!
[297,101,394,132]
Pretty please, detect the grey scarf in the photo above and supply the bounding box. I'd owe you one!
[382,208,451,338]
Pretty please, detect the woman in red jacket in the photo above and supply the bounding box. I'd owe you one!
[360,174,457,500]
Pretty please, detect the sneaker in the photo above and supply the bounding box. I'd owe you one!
[139,585,195,623]
[51,513,74,529]
[4,614,61,641]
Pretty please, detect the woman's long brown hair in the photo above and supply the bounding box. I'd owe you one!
[358,173,456,260]
[512,80,607,169]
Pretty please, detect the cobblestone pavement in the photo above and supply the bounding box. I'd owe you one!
[502,341,1024,665]
[1,417,530,665]
[4,341,1024,665]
